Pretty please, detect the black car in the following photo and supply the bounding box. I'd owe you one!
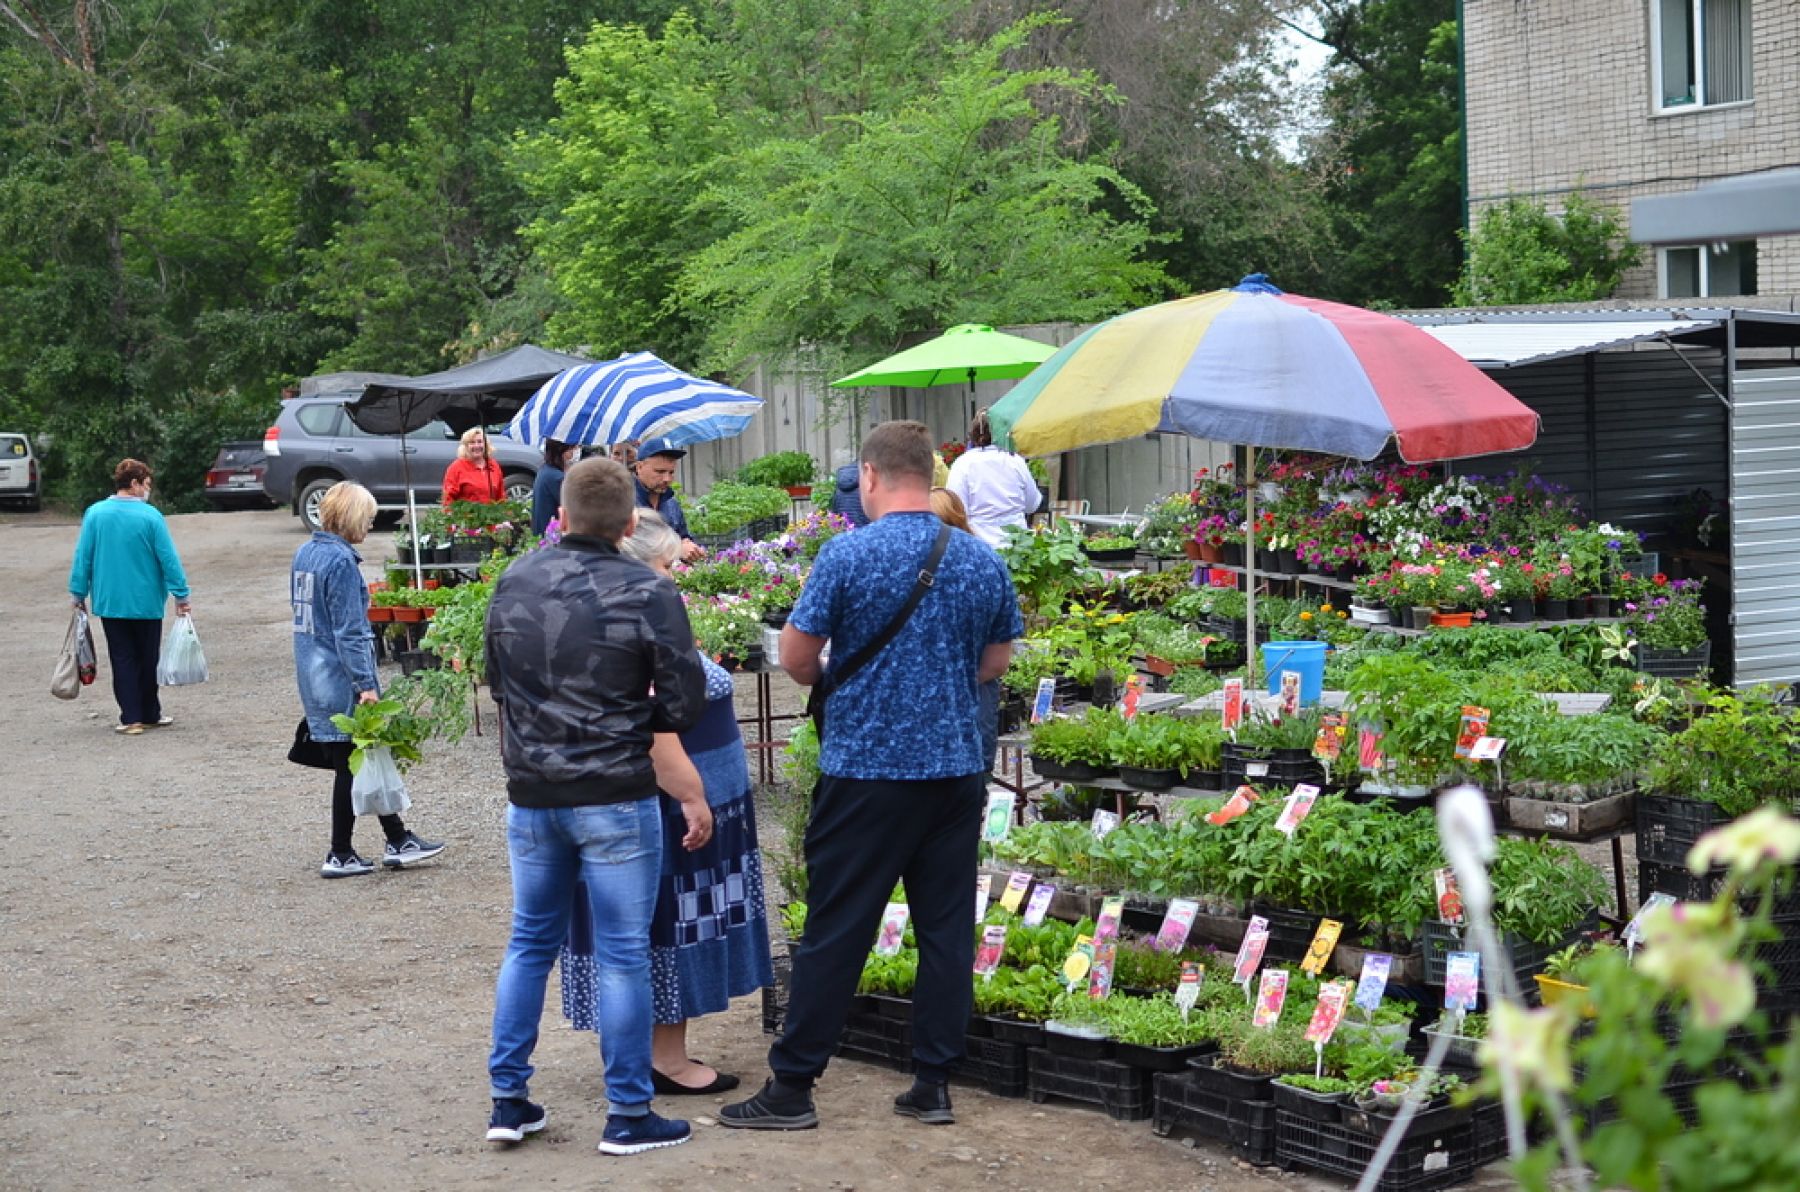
[204,441,278,510]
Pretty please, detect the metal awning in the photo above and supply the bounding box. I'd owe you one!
[1403,316,1721,368]
[1632,168,1800,244]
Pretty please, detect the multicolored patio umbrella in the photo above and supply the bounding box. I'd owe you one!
[505,352,764,449]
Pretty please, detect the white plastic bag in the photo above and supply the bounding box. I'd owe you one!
[351,745,412,817]
[157,613,209,686]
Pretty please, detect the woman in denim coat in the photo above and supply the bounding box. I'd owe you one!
[292,481,446,878]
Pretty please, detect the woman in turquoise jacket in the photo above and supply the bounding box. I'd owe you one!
[67,459,192,735]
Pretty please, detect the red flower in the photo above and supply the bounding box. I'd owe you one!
[1652,573,1669,587]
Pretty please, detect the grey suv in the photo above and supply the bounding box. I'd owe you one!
[261,390,539,532]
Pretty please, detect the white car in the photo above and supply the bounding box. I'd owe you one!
[0,433,39,511]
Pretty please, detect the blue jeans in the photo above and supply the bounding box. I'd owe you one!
[488,800,661,1115]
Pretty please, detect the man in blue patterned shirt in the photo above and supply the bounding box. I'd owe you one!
[722,420,1021,1132]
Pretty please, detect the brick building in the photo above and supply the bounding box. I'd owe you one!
[1463,0,1800,302]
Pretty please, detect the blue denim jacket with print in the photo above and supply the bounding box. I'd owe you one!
[291,531,378,742]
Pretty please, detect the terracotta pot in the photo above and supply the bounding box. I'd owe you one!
[367,605,394,623]
[1430,610,1474,628]
[784,485,813,499]
[391,607,425,623]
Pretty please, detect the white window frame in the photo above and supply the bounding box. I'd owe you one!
[1657,241,1757,298]
[1650,0,1754,115]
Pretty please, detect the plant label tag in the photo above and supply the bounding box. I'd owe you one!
[1279,669,1301,717]
[1223,678,1244,731]
[1623,891,1677,952]
[1435,868,1465,925]
[1469,736,1507,761]
[1423,1153,1449,1173]
[1030,677,1057,724]
[1453,705,1491,759]
[1088,940,1117,1000]
[1357,723,1384,772]
[1094,895,1126,943]
[999,871,1032,915]
[981,791,1014,843]
[1253,968,1289,1029]
[1246,761,1270,778]
[1090,808,1120,839]
[1233,916,1270,984]
[1062,936,1095,988]
[1022,884,1056,927]
[1122,674,1143,719]
[874,903,910,956]
[1444,950,1481,1011]
[1304,980,1351,1045]
[1155,899,1200,953]
[1353,954,1394,1012]
[973,924,1007,978]
[974,874,992,923]
[1175,962,1203,1020]
[1206,786,1259,826]
[1313,713,1345,761]
[1275,786,1320,836]
[1300,918,1343,977]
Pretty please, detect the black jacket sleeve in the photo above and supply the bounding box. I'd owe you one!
[643,578,707,734]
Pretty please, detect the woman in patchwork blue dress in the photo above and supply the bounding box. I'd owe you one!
[560,510,774,1095]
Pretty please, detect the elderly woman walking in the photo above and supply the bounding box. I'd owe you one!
[560,510,773,1092]
[292,480,446,878]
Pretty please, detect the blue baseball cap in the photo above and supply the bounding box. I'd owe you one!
[638,436,687,460]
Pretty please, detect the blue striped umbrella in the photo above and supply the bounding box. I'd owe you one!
[503,352,763,448]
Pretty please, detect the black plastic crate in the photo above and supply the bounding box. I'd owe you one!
[1470,1100,1507,1166]
[1420,912,1598,997]
[1636,858,1800,919]
[837,1009,913,1071]
[1635,794,1729,866]
[1223,744,1325,791]
[954,1034,1028,1098]
[1257,902,1328,964]
[761,951,791,1036]
[1275,1109,1475,1191]
[1026,1048,1152,1121]
[1153,1071,1277,1165]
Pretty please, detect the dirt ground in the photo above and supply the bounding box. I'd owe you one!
[0,507,1518,1191]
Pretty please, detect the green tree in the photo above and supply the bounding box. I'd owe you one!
[1451,191,1641,306]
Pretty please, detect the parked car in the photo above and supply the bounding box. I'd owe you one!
[0,432,40,511]
[204,441,278,510]
[260,392,538,532]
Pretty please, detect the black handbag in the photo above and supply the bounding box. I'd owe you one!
[805,524,951,742]
[287,717,345,770]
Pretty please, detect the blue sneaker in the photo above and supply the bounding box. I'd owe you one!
[598,1110,691,1156]
[486,1097,546,1143]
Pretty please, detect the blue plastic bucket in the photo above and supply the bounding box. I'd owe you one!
[1261,640,1327,706]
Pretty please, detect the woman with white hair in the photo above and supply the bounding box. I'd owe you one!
[441,427,504,506]
[559,510,772,1093]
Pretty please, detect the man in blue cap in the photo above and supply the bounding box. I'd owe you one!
[632,437,704,561]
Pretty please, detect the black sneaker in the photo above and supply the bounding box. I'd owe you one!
[486,1097,547,1143]
[383,832,446,868]
[320,851,375,878]
[598,1110,690,1155]
[894,1079,954,1125]
[718,1078,819,1131]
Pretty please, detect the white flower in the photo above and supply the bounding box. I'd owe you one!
[1636,902,1756,1030]
[1478,1001,1575,1093]
[1687,806,1800,878]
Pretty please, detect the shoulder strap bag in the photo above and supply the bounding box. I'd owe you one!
[805,523,951,743]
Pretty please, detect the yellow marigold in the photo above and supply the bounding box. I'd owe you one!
[1299,611,1313,621]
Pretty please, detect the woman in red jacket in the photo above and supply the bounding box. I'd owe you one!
[441,428,504,507]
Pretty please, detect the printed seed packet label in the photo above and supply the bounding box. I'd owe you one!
[1088,940,1117,1000]
[982,791,1015,843]
[1205,785,1259,826]
[1233,916,1271,984]
[1090,808,1120,839]
[1030,676,1057,724]
[1444,950,1481,1012]
[974,924,1008,978]
[1453,705,1491,759]
[1300,918,1343,977]
[1175,962,1204,1019]
[1624,891,1677,950]
[1435,867,1465,925]
[1279,669,1301,717]
[1253,968,1289,1029]
[974,874,992,922]
[875,903,910,956]
[999,870,1032,915]
[1353,953,1394,1012]
[1245,760,1270,778]
[1223,678,1244,731]
[1274,785,1321,836]
[1304,980,1352,1045]
[1469,735,1507,762]
[1094,895,1126,943]
[1357,723,1385,772]
[1155,898,1200,953]
[1062,935,1095,988]
[1122,674,1143,719]
[1313,713,1345,762]
[1023,883,1056,927]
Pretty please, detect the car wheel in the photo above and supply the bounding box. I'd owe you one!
[503,472,534,504]
[298,479,336,532]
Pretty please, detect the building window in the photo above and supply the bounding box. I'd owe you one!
[1660,241,1758,297]
[1653,0,1752,110]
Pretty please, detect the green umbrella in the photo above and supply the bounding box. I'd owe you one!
[831,324,1056,428]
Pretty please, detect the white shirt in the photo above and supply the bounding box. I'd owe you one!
[947,446,1039,549]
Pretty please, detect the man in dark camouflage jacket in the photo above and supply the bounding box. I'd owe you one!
[481,456,711,1157]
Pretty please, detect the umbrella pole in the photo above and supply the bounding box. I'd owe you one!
[402,417,421,591]
[1245,449,1258,689]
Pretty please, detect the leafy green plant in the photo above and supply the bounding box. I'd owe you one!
[385,669,471,751]
[970,965,1063,1021]
[771,722,819,899]
[1645,686,1800,816]
[1084,533,1138,551]
[735,450,815,488]
[1506,711,1659,799]
[858,948,917,995]
[1275,1074,1356,1095]
[688,481,791,536]
[1000,521,1093,619]
[1218,1018,1317,1075]
[1487,838,1607,944]
[329,698,427,774]
[417,578,495,681]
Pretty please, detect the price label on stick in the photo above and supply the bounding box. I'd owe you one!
[1175,962,1204,1020]
[1453,705,1491,759]
[1094,895,1125,943]
[1435,868,1465,925]
[981,791,1015,843]
[1299,918,1342,977]
[1206,785,1258,827]
[1233,916,1270,984]
[1275,784,1320,836]
[1624,892,1676,951]
[1278,670,1301,717]
[1090,808,1120,839]
[1155,899,1200,953]
[874,903,910,956]
[1469,736,1507,762]
[1030,677,1056,724]
[1313,713,1345,762]
[1062,936,1095,989]
[1253,969,1289,1029]
[999,870,1032,915]
[974,874,992,923]
[1444,950,1481,1012]
[1088,940,1117,1000]
[1305,981,1351,1045]
[1122,674,1143,719]
[1354,953,1394,1013]
[973,924,1007,978]
[1022,883,1056,927]
[1223,678,1244,731]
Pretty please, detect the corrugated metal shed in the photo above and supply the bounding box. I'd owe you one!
[1410,317,1720,367]
[1731,368,1800,687]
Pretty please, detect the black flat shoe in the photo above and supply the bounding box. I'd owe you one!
[653,1068,742,1096]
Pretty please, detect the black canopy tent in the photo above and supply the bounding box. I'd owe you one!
[343,344,593,436]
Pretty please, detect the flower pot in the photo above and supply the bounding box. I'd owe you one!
[432,543,453,565]
[984,1015,1045,1048]
[1408,606,1433,630]
[1255,548,1281,573]
[1117,765,1179,792]
[762,607,790,629]
[391,606,425,623]
[1272,1081,1346,1123]
[1507,600,1534,624]
[1044,1021,1114,1060]
[367,605,394,623]
[1114,1041,1215,1073]
[1335,561,1359,583]
[1184,768,1224,791]
[1538,597,1568,621]
[784,485,813,499]
[1590,594,1613,618]
[1566,594,1589,619]
[1349,603,1390,625]
[1222,542,1244,567]
[1429,610,1473,629]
